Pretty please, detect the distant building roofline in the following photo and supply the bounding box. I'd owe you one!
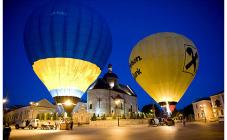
[210,90,224,97]
[192,97,210,103]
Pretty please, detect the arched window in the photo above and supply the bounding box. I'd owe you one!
[215,100,221,107]
[89,104,92,109]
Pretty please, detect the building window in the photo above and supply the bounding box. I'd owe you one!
[196,104,198,109]
[215,100,221,107]
[221,110,224,115]
[89,104,92,109]
[198,113,199,118]
[130,105,133,112]
[98,97,101,108]
[121,103,123,110]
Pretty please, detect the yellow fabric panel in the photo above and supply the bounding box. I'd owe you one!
[33,58,101,92]
[129,32,199,103]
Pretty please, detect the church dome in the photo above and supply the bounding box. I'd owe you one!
[103,72,118,79]
[103,64,118,79]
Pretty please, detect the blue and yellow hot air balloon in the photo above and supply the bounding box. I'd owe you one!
[24,0,112,115]
[129,32,199,115]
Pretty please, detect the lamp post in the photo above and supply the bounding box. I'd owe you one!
[30,102,39,119]
[3,99,7,104]
[108,80,115,115]
[115,99,120,126]
[3,98,7,113]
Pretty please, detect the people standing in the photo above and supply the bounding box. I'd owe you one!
[183,118,186,127]
[70,120,73,130]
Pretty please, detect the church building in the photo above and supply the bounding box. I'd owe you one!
[87,64,138,117]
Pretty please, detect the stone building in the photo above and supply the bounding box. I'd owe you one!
[210,91,224,118]
[192,98,213,121]
[87,64,138,117]
[192,91,224,121]
[72,102,90,124]
[4,99,56,123]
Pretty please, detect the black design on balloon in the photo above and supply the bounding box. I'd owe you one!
[185,47,198,72]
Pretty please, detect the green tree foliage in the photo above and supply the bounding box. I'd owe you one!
[182,104,194,119]
[36,114,40,119]
[140,113,145,119]
[121,114,126,119]
[112,114,117,119]
[171,109,180,118]
[53,112,57,120]
[41,113,45,120]
[91,113,97,121]
[46,113,51,120]
[101,114,106,120]
[141,104,161,117]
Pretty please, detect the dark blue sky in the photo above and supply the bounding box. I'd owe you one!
[3,0,224,110]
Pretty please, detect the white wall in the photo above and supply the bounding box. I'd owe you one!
[87,89,137,117]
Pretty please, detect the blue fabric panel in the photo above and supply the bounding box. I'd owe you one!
[24,0,112,70]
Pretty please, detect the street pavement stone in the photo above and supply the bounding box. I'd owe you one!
[9,122,224,140]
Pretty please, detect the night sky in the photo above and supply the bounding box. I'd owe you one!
[3,0,224,110]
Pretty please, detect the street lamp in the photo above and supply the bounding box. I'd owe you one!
[114,95,123,127]
[108,80,115,115]
[3,98,7,104]
[115,99,120,127]
[3,98,8,113]
[30,101,39,119]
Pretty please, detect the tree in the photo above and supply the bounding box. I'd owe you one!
[121,114,126,119]
[53,112,57,120]
[182,104,194,119]
[40,113,45,120]
[171,109,180,118]
[141,103,162,117]
[46,113,51,120]
[101,114,106,120]
[140,113,145,119]
[91,113,97,121]
[36,114,40,120]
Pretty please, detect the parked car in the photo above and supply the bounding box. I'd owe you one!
[28,119,40,129]
[41,122,55,130]
[218,117,224,123]
[149,118,160,126]
[15,119,40,129]
[15,119,29,129]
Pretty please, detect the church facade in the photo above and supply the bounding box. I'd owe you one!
[87,64,138,117]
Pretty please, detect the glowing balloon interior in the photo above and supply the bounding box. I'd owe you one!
[24,0,112,115]
[129,32,199,113]
[33,58,101,98]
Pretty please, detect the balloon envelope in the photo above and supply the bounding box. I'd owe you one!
[24,0,112,114]
[129,32,199,108]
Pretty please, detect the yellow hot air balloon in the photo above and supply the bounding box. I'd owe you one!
[129,32,199,114]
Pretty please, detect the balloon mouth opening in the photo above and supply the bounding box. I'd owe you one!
[159,101,177,106]
[159,101,177,116]
[54,96,80,114]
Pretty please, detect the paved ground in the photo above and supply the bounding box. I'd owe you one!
[9,122,224,140]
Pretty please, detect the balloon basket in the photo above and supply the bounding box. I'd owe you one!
[60,122,72,130]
